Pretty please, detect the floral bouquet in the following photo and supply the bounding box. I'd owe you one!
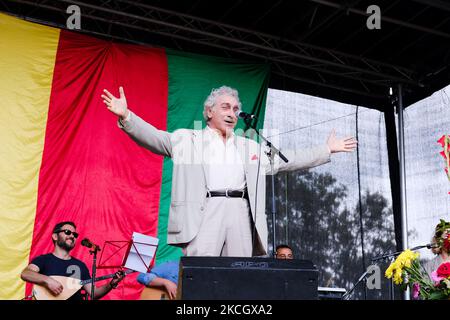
[429,262,450,300]
[385,250,433,299]
[385,249,450,300]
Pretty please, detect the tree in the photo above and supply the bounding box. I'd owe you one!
[267,170,398,299]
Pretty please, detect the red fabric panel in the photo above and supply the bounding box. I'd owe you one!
[26,30,168,300]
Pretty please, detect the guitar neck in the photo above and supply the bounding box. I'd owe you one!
[81,269,134,286]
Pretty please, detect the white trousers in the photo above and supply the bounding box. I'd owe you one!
[185,197,253,257]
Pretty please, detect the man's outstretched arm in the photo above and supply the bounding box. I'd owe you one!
[102,86,172,157]
[267,129,357,174]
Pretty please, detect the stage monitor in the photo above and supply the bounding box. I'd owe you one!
[178,257,318,300]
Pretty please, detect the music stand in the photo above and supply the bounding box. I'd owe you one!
[123,232,159,273]
[95,233,159,296]
[98,240,132,269]
[99,234,159,272]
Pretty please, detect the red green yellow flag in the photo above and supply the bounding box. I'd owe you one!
[0,13,269,300]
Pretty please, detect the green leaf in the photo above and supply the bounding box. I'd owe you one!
[428,291,448,300]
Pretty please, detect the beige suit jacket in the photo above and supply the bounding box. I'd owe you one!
[120,111,331,255]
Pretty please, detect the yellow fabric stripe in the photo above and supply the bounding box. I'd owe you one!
[0,13,59,299]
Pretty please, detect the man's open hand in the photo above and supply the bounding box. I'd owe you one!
[327,129,358,153]
[102,86,129,119]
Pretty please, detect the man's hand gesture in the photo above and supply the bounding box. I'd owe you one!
[102,86,129,119]
[327,129,358,153]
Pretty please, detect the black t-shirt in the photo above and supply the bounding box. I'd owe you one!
[31,253,91,300]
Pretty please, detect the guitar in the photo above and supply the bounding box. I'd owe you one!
[140,287,172,300]
[32,269,134,300]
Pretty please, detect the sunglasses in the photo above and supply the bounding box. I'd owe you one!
[56,229,79,238]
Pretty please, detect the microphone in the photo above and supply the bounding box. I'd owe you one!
[81,238,101,251]
[235,111,257,120]
[410,243,439,250]
[371,243,439,262]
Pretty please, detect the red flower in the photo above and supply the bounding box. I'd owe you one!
[440,150,448,159]
[444,236,450,251]
[438,135,447,147]
[436,262,450,278]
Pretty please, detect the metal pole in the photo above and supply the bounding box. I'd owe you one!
[90,249,97,300]
[356,106,367,300]
[397,83,410,300]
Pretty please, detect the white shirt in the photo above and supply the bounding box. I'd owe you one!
[202,125,246,191]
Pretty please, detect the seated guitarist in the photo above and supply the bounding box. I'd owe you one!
[137,260,179,300]
[20,221,124,300]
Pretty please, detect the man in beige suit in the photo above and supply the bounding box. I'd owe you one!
[102,86,357,257]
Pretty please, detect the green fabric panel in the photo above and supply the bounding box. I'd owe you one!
[156,49,270,263]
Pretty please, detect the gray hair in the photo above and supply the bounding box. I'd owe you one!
[203,85,242,121]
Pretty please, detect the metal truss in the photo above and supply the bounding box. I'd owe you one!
[308,0,450,40]
[1,0,425,100]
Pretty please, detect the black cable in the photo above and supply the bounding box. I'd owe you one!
[266,109,372,139]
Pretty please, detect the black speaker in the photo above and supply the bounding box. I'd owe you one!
[178,257,318,300]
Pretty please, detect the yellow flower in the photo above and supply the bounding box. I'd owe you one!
[385,265,394,278]
[393,271,403,284]
[404,259,413,268]
[385,250,419,284]
[395,250,418,268]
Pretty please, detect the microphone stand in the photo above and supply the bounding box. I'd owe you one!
[89,246,101,300]
[342,269,369,300]
[342,243,433,301]
[244,117,288,256]
[371,244,433,262]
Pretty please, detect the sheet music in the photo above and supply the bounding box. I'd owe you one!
[124,232,159,273]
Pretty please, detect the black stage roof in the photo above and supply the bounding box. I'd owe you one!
[2,0,450,110]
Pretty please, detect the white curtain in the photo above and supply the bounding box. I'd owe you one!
[403,84,450,260]
[263,88,394,299]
